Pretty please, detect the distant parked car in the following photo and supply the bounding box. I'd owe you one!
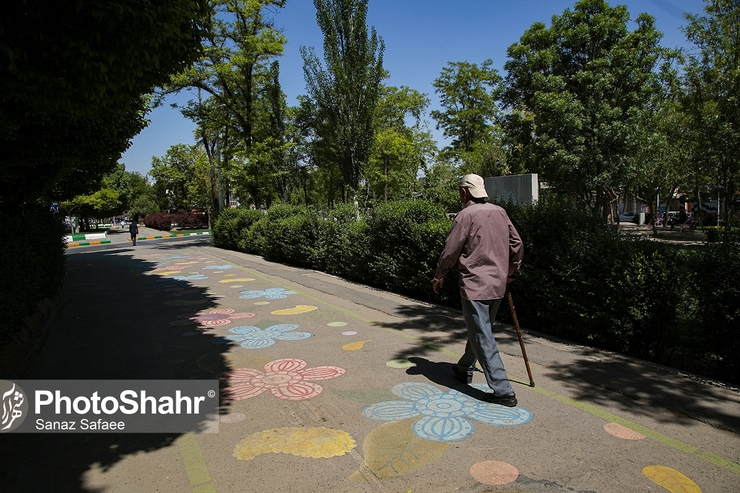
[619,211,636,223]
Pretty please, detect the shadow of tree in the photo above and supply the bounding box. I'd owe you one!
[0,240,233,492]
[367,300,740,434]
[541,346,740,433]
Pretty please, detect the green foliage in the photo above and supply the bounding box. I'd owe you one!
[500,0,673,217]
[104,164,150,213]
[680,0,740,222]
[150,144,212,213]
[212,208,265,250]
[320,204,372,280]
[60,187,121,222]
[0,205,65,345]
[301,0,386,192]
[366,85,435,203]
[431,59,503,168]
[166,0,288,211]
[263,207,323,268]
[421,160,461,212]
[689,234,740,381]
[0,0,210,209]
[506,202,681,360]
[364,200,449,295]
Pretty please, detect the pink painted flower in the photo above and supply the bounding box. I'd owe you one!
[175,308,255,327]
[224,358,345,401]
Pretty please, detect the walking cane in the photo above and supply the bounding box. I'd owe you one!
[506,290,535,387]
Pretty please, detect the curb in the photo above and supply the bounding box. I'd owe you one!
[66,240,112,248]
[65,232,108,242]
[127,231,211,242]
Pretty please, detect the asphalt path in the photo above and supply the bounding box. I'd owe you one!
[0,235,738,492]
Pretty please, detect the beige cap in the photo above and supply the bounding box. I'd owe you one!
[459,174,488,198]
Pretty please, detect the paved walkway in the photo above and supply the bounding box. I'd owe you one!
[1,235,738,492]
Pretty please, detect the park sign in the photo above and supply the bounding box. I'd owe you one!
[0,380,219,433]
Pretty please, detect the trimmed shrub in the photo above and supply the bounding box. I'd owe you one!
[143,212,208,231]
[321,204,371,282]
[172,212,208,229]
[263,206,323,269]
[245,204,298,256]
[143,212,172,230]
[213,208,264,251]
[505,201,682,362]
[365,200,449,297]
[689,233,740,382]
[0,205,65,347]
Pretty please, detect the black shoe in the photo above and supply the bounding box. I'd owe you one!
[451,365,473,384]
[483,393,518,407]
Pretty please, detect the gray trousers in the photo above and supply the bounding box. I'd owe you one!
[457,298,515,396]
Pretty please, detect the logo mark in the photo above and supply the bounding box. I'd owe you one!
[1,380,28,432]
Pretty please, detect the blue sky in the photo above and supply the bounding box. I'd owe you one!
[120,0,707,176]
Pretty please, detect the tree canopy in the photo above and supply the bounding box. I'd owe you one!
[680,0,740,222]
[500,0,673,218]
[300,0,386,198]
[0,0,210,210]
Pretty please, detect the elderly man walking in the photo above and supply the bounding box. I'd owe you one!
[432,174,523,407]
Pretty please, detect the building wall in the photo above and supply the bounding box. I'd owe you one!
[484,174,539,206]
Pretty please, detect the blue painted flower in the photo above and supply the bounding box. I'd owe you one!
[362,382,532,442]
[221,324,312,349]
[202,264,234,270]
[238,288,297,300]
[166,274,208,281]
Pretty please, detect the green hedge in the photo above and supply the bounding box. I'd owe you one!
[212,200,740,384]
[689,231,740,380]
[506,203,683,362]
[212,208,264,251]
[0,205,66,347]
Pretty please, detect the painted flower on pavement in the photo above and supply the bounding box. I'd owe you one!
[224,358,345,401]
[221,324,312,348]
[362,382,532,442]
[172,309,256,327]
[239,288,297,300]
[166,274,208,281]
[151,265,187,273]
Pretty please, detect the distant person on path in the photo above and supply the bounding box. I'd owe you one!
[432,174,524,407]
[129,221,139,245]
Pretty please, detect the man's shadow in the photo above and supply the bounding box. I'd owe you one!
[405,357,490,400]
[405,356,530,399]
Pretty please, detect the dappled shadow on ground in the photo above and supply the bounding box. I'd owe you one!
[0,240,232,492]
[379,303,530,389]
[380,302,468,360]
[374,299,740,434]
[541,346,740,434]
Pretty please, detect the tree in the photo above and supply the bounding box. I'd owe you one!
[167,0,288,209]
[150,144,211,213]
[680,0,740,227]
[300,0,386,197]
[431,60,505,176]
[0,0,210,210]
[105,164,150,213]
[500,0,673,219]
[366,85,435,203]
